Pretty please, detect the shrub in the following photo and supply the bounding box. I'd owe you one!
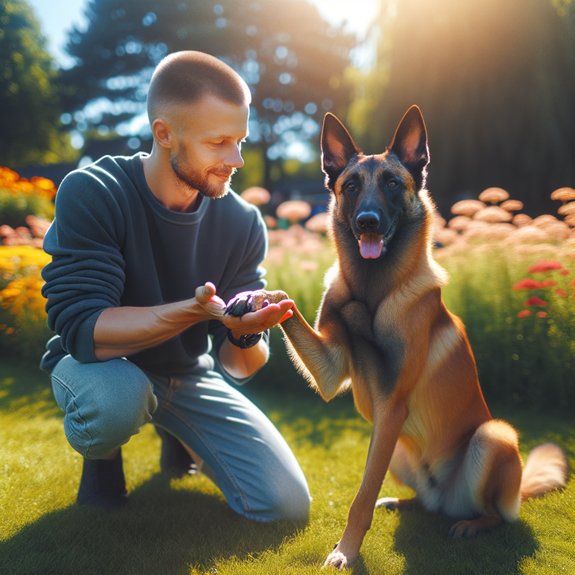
[0,246,51,361]
[0,167,55,228]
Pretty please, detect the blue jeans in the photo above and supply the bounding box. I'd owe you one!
[50,354,311,522]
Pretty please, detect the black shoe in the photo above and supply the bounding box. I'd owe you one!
[156,426,197,478]
[77,450,128,508]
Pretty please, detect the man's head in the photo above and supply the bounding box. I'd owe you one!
[147,51,251,123]
[147,51,251,201]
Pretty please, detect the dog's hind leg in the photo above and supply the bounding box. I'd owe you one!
[447,419,522,538]
[376,439,420,511]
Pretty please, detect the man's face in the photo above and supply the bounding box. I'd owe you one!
[169,96,249,199]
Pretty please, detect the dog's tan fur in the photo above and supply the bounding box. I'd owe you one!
[261,106,567,569]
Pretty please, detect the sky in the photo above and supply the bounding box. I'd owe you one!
[27,0,378,68]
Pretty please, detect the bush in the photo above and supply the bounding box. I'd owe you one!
[0,167,55,228]
[0,246,51,362]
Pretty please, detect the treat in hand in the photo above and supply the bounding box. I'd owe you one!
[225,289,289,317]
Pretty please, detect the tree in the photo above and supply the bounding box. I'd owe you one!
[357,0,575,215]
[58,0,356,187]
[0,0,71,166]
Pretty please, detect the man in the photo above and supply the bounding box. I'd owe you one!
[40,51,311,523]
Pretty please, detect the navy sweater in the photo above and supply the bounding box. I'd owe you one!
[41,153,267,376]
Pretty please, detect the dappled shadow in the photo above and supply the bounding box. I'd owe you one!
[391,507,537,575]
[0,363,58,417]
[0,474,302,575]
[250,388,372,448]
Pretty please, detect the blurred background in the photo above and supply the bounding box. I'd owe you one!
[2,0,574,218]
[1,0,574,410]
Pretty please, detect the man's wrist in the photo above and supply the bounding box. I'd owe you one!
[227,330,262,349]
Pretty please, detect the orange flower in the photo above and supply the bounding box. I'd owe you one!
[478,187,509,204]
[536,311,548,318]
[556,289,568,298]
[517,309,532,318]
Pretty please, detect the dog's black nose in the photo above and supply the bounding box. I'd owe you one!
[356,211,380,231]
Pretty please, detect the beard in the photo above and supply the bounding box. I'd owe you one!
[170,153,235,200]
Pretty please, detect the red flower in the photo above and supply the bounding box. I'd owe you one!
[559,269,571,276]
[527,261,563,273]
[541,279,558,288]
[512,278,543,290]
[525,296,548,307]
[517,309,532,318]
[556,289,568,297]
[536,311,548,318]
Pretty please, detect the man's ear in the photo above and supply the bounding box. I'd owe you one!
[389,105,429,187]
[151,118,173,149]
[321,113,362,190]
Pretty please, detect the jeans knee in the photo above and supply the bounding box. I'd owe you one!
[274,480,311,523]
[246,474,311,523]
[52,357,157,458]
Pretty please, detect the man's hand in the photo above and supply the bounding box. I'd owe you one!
[223,289,294,337]
[194,282,227,318]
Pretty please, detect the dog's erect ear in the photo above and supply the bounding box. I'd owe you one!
[389,105,429,188]
[321,113,362,190]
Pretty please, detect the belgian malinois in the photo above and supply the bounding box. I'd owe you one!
[226,105,568,570]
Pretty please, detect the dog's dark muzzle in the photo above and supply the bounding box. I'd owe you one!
[354,209,399,260]
[355,210,381,233]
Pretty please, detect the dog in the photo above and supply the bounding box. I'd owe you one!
[226,105,568,570]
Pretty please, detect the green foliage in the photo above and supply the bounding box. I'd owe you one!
[0,0,72,166]
[0,188,54,228]
[1,362,574,574]
[438,246,575,409]
[357,0,575,216]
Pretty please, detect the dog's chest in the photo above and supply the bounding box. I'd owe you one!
[339,298,405,396]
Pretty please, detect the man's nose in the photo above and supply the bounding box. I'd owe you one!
[227,145,244,169]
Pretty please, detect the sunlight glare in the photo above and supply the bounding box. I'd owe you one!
[311,0,379,37]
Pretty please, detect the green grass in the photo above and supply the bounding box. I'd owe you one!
[1,361,574,575]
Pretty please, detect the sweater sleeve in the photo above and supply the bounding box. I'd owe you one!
[209,204,269,382]
[41,168,126,363]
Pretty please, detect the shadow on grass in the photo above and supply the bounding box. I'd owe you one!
[0,474,302,575]
[0,362,58,417]
[389,507,538,575]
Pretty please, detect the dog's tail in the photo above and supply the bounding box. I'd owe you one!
[520,443,568,500]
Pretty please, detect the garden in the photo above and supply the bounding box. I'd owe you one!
[1,167,574,574]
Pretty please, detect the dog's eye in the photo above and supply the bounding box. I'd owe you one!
[343,180,358,194]
[387,179,399,189]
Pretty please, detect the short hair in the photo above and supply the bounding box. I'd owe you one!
[146,51,251,122]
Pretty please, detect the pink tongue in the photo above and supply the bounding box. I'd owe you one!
[359,234,384,259]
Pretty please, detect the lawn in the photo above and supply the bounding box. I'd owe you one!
[1,359,574,575]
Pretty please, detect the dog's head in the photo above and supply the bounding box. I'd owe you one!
[321,105,429,259]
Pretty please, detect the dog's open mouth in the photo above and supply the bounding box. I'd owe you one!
[358,234,385,259]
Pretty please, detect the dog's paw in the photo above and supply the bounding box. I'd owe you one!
[224,289,288,317]
[323,549,350,570]
[448,519,479,539]
[375,496,400,510]
[322,542,357,571]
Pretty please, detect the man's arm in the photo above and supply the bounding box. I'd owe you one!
[94,283,294,376]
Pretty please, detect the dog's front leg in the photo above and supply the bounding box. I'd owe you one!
[325,398,408,570]
[280,307,350,401]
